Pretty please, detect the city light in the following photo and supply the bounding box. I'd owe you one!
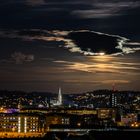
[131,122,139,128]
[24,117,27,133]
[18,117,21,133]
[0,89,140,138]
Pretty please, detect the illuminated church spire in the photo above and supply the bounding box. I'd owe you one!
[58,87,62,105]
[51,87,63,106]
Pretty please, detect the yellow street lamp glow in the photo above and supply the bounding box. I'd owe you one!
[131,124,134,127]
[77,123,81,127]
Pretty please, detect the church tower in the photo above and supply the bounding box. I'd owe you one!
[58,87,62,105]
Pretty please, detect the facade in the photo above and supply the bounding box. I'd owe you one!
[0,113,45,133]
[111,93,117,107]
[120,113,137,126]
[110,83,117,107]
[97,108,116,120]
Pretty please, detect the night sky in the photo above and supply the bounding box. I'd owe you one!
[0,0,140,93]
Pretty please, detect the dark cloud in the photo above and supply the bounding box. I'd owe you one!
[11,52,34,64]
[17,29,51,37]
[67,31,125,55]
[0,0,140,37]
[26,0,46,6]
[0,29,140,56]
[0,52,34,64]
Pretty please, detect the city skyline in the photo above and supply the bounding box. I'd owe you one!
[0,0,140,93]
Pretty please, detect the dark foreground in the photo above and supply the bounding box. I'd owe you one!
[1,131,139,139]
[43,131,139,140]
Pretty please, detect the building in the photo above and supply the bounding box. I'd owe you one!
[111,93,117,107]
[110,83,117,107]
[120,113,137,126]
[97,108,116,119]
[0,113,46,133]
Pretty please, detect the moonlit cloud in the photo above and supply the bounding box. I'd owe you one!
[0,29,140,92]
[71,9,117,19]
[66,62,139,74]
[0,29,140,56]
[71,1,140,19]
[53,56,140,75]
[63,79,131,86]
[101,80,130,84]
[125,42,140,46]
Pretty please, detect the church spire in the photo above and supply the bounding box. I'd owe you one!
[58,87,62,105]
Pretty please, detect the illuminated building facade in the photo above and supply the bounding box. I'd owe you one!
[0,113,45,133]
[111,93,117,107]
[110,84,117,107]
[97,108,116,120]
[120,113,138,126]
[45,113,71,128]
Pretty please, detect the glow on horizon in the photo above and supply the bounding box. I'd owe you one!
[99,52,105,56]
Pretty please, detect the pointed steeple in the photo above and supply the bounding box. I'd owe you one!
[58,87,62,105]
